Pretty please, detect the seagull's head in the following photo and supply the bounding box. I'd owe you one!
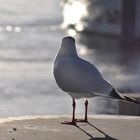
[58,36,77,57]
[62,36,75,46]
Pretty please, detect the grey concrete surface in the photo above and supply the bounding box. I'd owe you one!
[0,115,139,140]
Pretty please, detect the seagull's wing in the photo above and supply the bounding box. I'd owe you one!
[54,36,140,103]
[54,56,113,95]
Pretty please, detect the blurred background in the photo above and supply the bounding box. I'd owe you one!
[0,0,140,117]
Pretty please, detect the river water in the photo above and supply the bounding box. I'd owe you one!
[0,0,139,117]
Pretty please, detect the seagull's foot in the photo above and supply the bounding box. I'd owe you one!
[76,119,88,123]
[61,118,88,125]
[61,120,77,125]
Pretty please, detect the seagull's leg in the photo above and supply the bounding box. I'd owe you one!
[72,98,76,123]
[61,98,76,125]
[77,99,88,122]
[84,99,88,122]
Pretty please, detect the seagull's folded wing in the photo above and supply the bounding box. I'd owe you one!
[54,56,113,95]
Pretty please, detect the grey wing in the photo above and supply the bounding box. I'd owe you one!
[54,57,113,94]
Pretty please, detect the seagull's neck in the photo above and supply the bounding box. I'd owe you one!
[57,42,78,58]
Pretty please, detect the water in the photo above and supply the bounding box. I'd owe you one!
[78,34,140,92]
[0,0,68,117]
[0,0,139,117]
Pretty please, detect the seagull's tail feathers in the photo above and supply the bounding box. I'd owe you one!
[110,89,140,104]
[123,94,140,104]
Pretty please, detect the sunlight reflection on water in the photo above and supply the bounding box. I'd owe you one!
[0,0,139,117]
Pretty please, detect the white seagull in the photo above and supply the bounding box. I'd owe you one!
[53,36,140,125]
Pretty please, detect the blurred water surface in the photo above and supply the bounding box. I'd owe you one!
[0,0,139,117]
[0,0,69,117]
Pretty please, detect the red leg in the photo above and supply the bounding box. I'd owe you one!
[84,99,88,122]
[72,98,76,122]
[62,98,76,125]
[76,99,88,123]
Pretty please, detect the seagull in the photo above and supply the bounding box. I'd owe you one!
[53,36,140,125]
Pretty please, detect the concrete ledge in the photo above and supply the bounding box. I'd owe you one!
[0,115,140,140]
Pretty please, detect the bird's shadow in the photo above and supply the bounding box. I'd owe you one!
[75,122,118,140]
